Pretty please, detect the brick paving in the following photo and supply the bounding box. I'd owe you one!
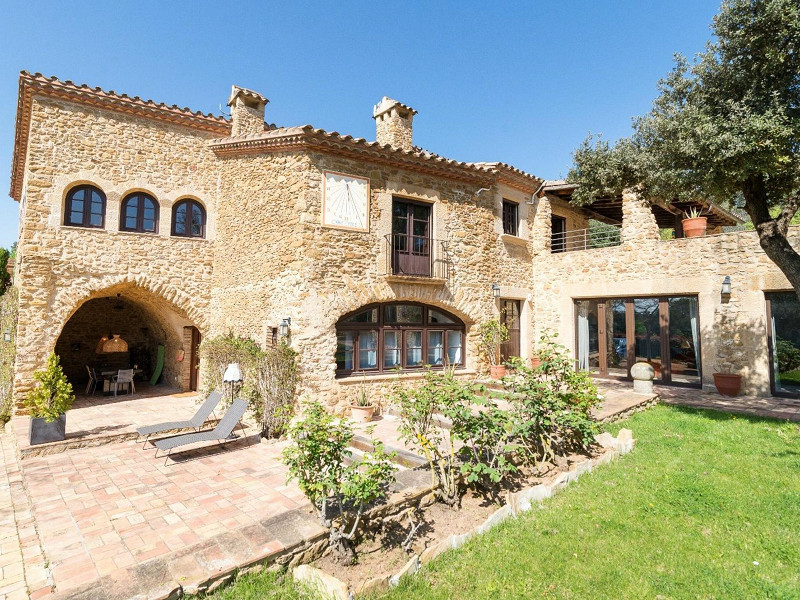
[658,385,800,421]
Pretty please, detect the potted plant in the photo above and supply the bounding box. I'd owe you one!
[349,378,375,423]
[478,318,509,379]
[681,206,708,238]
[529,354,542,368]
[24,352,75,445]
[713,372,742,397]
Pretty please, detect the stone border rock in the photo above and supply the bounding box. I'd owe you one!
[291,429,636,600]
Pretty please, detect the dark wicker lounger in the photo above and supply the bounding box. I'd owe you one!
[136,390,222,448]
[153,398,249,465]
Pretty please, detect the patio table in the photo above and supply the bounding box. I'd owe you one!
[99,369,143,396]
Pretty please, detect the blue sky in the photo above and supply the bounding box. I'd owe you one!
[0,0,722,250]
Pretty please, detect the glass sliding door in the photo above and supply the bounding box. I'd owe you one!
[606,299,628,377]
[633,298,662,377]
[767,292,800,398]
[576,300,600,372]
[668,296,701,385]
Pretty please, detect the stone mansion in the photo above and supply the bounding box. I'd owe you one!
[8,71,800,409]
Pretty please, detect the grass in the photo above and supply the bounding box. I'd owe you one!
[198,405,800,599]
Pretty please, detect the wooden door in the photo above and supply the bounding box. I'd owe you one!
[392,200,431,276]
[551,216,567,253]
[189,327,202,392]
[500,299,521,361]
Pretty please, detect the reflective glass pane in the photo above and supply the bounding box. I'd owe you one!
[191,205,203,236]
[344,308,378,323]
[770,292,800,397]
[406,330,423,367]
[634,298,661,377]
[576,300,600,372]
[428,309,456,324]
[358,331,378,369]
[69,193,84,225]
[606,299,627,376]
[174,204,187,234]
[384,331,401,369]
[427,331,444,366]
[336,332,354,370]
[668,297,701,385]
[125,202,138,229]
[384,304,423,324]
[447,331,463,365]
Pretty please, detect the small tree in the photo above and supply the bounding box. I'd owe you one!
[283,402,396,563]
[24,353,74,421]
[0,287,18,424]
[247,341,299,438]
[478,318,509,367]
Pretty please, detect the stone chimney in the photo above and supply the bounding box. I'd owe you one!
[373,97,417,152]
[227,85,268,137]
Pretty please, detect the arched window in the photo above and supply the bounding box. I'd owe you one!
[120,192,159,233]
[64,184,106,228]
[336,302,465,376]
[171,199,206,238]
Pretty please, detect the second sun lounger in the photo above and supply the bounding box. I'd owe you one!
[136,390,222,448]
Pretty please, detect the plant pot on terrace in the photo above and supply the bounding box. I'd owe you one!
[681,207,708,238]
[479,317,510,381]
[349,404,375,423]
[530,356,542,368]
[24,352,75,445]
[490,365,507,379]
[713,372,742,397]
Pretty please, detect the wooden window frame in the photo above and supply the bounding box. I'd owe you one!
[171,199,206,238]
[551,215,566,253]
[502,199,519,237]
[64,184,106,229]
[336,302,465,377]
[120,192,160,234]
[765,292,800,399]
[574,295,702,389]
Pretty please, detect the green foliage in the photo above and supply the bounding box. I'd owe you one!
[24,352,74,421]
[0,287,18,424]
[283,401,396,562]
[477,318,509,367]
[776,338,800,373]
[199,334,298,437]
[504,334,601,466]
[0,247,11,297]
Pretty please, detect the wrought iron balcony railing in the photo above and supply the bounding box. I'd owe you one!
[384,233,451,279]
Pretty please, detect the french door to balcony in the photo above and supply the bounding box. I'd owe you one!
[392,199,431,276]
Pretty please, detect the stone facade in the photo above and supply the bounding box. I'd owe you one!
[8,72,796,411]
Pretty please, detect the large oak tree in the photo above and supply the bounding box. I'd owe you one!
[568,0,800,301]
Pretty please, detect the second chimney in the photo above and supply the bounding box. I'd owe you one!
[373,97,417,152]
[228,85,268,136]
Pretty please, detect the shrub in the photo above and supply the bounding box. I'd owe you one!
[504,333,601,466]
[248,341,299,438]
[24,352,74,421]
[283,401,396,563]
[0,287,18,425]
[198,333,262,403]
[776,338,800,373]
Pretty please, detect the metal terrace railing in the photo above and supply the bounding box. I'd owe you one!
[384,233,451,279]
[551,223,622,253]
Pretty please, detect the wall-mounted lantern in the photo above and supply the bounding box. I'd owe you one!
[491,283,501,299]
[721,276,732,297]
[279,317,292,338]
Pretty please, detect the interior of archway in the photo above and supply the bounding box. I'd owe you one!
[54,283,201,394]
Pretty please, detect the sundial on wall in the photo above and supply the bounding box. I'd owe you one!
[323,171,370,231]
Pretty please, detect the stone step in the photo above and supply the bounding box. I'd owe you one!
[350,435,428,469]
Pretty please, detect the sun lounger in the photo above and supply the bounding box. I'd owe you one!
[136,390,222,448]
[153,398,249,464]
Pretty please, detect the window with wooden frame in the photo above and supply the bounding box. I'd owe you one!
[502,199,519,236]
[171,199,206,238]
[64,184,106,228]
[335,303,465,376]
[120,192,159,233]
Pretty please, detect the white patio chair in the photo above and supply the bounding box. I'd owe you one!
[112,369,135,397]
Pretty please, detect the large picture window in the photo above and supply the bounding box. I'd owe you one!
[766,292,800,398]
[64,184,106,228]
[336,303,465,376]
[575,295,701,388]
[172,199,206,238]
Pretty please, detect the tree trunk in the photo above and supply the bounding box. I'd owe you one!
[742,176,800,305]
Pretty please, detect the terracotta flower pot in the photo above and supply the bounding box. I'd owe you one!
[530,357,542,368]
[682,216,708,238]
[489,365,506,379]
[713,373,742,397]
[349,404,375,423]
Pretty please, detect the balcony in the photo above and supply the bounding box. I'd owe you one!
[384,233,451,281]
[551,223,622,253]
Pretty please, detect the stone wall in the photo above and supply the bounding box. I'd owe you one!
[531,192,799,396]
[13,96,218,404]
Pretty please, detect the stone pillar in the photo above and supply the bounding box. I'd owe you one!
[373,97,417,151]
[530,194,553,256]
[227,85,268,137]
[621,190,660,246]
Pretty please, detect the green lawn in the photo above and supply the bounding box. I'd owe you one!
[199,406,800,599]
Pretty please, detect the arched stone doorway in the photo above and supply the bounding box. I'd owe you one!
[54,283,203,395]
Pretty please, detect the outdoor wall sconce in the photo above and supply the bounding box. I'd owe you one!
[2,329,10,343]
[491,283,501,299]
[721,275,732,297]
[279,317,292,337]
